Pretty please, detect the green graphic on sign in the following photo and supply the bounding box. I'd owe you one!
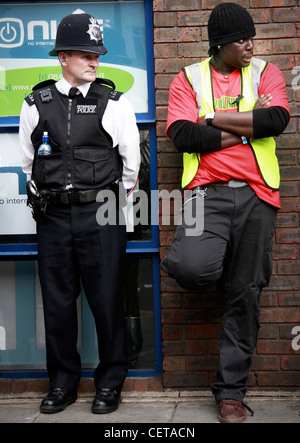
[0,65,135,117]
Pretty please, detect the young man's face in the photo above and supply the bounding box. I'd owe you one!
[59,50,100,86]
[221,37,254,69]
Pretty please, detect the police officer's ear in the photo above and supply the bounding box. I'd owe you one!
[59,52,67,65]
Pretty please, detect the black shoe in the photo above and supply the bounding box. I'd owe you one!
[92,388,121,414]
[40,388,77,414]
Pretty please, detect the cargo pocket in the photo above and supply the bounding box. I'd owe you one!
[160,223,185,280]
[34,151,64,188]
[73,146,114,187]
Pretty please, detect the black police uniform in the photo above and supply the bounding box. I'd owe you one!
[26,79,128,392]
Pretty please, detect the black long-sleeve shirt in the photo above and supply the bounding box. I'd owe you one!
[169,107,289,154]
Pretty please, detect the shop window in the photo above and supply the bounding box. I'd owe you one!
[0,257,159,374]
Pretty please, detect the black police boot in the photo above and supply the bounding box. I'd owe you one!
[40,387,77,414]
[92,388,121,414]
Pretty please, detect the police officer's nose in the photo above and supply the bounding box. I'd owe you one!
[89,57,99,68]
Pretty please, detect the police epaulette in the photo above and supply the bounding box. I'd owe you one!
[94,78,122,100]
[109,90,123,101]
[25,80,56,106]
[32,80,56,91]
[25,93,35,106]
[95,77,116,89]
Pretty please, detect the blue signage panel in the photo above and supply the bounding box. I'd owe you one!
[0,1,148,117]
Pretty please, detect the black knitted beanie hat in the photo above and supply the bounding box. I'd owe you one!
[208,2,256,47]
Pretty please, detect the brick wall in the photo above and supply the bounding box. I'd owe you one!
[154,0,300,390]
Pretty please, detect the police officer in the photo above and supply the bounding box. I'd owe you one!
[19,10,140,414]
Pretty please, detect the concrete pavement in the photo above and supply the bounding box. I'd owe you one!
[0,390,299,424]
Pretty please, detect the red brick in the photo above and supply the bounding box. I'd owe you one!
[276,228,300,244]
[260,308,300,323]
[273,38,298,54]
[256,23,295,39]
[256,372,300,387]
[11,380,27,394]
[132,378,149,392]
[281,356,300,371]
[257,339,297,355]
[278,260,300,275]
[0,380,12,394]
[273,244,299,260]
[272,7,300,22]
[162,324,183,340]
[148,377,163,391]
[185,324,220,339]
[27,380,44,393]
[278,292,300,306]
[177,11,210,27]
[163,356,185,371]
[252,355,279,371]
[154,11,176,28]
[186,355,218,371]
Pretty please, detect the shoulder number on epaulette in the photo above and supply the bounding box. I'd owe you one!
[25,93,35,106]
[110,90,123,101]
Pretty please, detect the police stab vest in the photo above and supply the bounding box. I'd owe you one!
[27,79,123,190]
[182,58,280,190]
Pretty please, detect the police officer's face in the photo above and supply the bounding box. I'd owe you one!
[60,50,100,86]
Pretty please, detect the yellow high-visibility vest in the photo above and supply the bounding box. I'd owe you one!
[181,58,280,190]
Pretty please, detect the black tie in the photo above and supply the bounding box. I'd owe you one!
[69,87,82,98]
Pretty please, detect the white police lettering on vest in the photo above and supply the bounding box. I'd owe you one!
[76,104,97,114]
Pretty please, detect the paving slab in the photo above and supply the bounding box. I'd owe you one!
[0,391,299,424]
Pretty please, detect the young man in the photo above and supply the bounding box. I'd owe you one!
[19,10,140,414]
[161,3,290,423]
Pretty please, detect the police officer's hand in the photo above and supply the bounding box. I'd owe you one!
[254,94,272,109]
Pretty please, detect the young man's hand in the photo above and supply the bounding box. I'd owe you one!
[254,93,272,109]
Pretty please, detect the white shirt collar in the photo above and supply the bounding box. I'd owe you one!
[55,77,91,98]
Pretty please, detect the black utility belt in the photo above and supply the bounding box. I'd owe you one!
[48,185,116,205]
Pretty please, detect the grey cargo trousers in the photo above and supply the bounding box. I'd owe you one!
[161,184,277,402]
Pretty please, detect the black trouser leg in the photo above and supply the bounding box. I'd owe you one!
[37,205,82,390]
[37,200,128,392]
[72,202,128,391]
[212,189,277,402]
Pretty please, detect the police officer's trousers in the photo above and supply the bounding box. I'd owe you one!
[161,185,277,402]
[37,199,128,392]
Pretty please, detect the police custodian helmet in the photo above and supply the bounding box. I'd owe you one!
[49,9,108,57]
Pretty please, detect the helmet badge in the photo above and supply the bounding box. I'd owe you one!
[86,17,102,45]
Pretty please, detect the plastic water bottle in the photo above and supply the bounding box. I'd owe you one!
[38,132,52,156]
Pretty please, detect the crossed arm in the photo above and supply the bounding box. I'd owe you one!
[169,95,289,154]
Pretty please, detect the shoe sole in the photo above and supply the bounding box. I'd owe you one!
[91,406,118,414]
[218,414,246,424]
[91,398,121,414]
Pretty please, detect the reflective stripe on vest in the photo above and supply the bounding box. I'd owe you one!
[182,58,280,190]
